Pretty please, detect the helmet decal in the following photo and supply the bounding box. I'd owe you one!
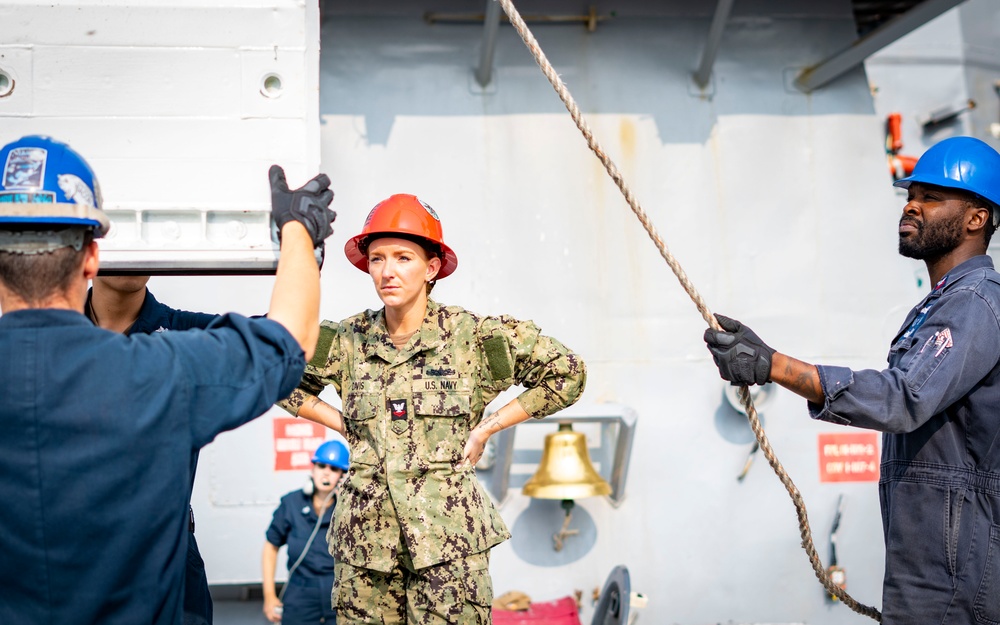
[0,191,55,204]
[58,174,97,208]
[418,199,440,221]
[92,178,103,210]
[3,147,47,189]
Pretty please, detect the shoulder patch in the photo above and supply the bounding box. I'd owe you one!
[308,324,336,368]
[479,317,514,380]
[482,333,513,380]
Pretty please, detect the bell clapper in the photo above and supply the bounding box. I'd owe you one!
[553,499,580,551]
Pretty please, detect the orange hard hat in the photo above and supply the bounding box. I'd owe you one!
[344,194,458,279]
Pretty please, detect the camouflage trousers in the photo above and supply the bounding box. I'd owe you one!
[332,546,493,625]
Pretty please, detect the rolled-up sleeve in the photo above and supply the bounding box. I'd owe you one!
[497,316,586,418]
[807,365,856,426]
[278,320,343,416]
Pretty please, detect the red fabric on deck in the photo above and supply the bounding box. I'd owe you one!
[492,596,582,625]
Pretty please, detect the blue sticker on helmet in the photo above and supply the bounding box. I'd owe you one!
[0,191,55,204]
[3,147,47,189]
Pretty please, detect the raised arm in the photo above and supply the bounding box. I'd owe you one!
[267,223,321,361]
[264,166,336,362]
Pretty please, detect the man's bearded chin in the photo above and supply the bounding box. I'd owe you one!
[899,213,965,260]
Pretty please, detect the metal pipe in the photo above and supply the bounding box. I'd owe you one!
[693,0,735,89]
[475,0,503,88]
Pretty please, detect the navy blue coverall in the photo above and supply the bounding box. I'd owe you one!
[85,287,218,625]
[267,490,338,624]
[808,256,1000,624]
[0,309,304,625]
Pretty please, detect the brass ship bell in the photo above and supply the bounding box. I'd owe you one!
[523,423,611,551]
[522,423,611,500]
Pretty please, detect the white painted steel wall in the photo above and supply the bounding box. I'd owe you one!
[0,0,321,271]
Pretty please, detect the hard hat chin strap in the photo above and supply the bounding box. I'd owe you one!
[0,229,88,255]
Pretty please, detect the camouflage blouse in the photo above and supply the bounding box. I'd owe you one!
[280,299,586,571]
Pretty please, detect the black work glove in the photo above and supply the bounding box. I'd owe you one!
[269,165,336,247]
[703,314,775,386]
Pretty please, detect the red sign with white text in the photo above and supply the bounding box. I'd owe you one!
[273,418,326,471]
[818,432,880,483]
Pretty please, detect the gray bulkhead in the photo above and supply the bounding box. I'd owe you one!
[2,0,998,622]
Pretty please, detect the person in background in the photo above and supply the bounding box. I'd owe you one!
[279,194,587,624]
[263,439,350,624]
[86,167,326,624]
[0,134,335,625]
[87,275,216,334]
[87,274,218,624]
[703,136,1000,624]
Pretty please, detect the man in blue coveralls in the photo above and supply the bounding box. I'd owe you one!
[704,136,1000,624]
[0,134,336,625]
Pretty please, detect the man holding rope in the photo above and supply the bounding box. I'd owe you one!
[704,135,1000,624]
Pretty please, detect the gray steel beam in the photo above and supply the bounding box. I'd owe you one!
[474,0,503,88]
[693,0,735,89]
[794,0,967,93]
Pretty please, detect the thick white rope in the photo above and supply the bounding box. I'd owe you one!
[493,0,881,619]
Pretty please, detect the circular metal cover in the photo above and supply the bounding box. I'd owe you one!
[724,381,774,416]
[591,565,630,625]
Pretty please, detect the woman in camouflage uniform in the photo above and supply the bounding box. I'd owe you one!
[280,194,586,625]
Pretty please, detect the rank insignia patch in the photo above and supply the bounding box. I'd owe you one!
[930,327,953,357]
[389,399,408,421]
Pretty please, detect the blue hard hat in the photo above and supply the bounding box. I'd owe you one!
[0,135,110,237]
[893,136,1000,226]
[312,439,350,471]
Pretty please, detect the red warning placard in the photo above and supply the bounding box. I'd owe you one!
[273,418,327,471]
[818,432,880,483]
